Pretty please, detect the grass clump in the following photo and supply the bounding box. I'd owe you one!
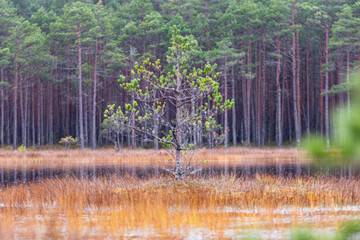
[1,175,360,239]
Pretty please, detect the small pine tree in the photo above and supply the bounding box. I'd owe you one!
[103,26,233,179]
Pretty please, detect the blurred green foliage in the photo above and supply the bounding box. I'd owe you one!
[305,72,360,167]
[242,221,360,239]
[290,221,360,240]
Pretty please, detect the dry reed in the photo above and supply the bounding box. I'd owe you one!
[1,175,359,239]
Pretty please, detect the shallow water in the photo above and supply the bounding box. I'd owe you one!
[0,162,358,187]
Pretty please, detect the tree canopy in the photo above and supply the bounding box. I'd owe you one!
[0,0,359,150]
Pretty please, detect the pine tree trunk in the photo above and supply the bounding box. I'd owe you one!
[240,40,247,145]
[37,78,41,147]
[98,92,102,146]
[224,61,228,149]
[32,86,35,147]
[60,79,65,138]
[6,102,10,145]
[320,39,324,135]
[175,61,183,178]
[245,25,252,146]
[92,32,98,150]
[165,98,169,133]
[325,6,330,148]
[66,45,70,136]
[330,70,335,138]
[231,64,236,146]
[22,72,28,147]
[251,95,256,142]
[45,83,48,144]
[198,98,203,146]
[261,35,266,145]
[153,90,159,150]
[0,68,4,146]
[276,34,282,146]
[255,41,260,146]
[306,37,311,137]
[131,94,135,149]
[283,48,292,141]
[281,49,286,140]
[336,52,344,144]
[296,24,301,138]
[26,89,30,147]
[154,115,159,150]
[84,95,88,147]
[40,82,44,145]
[49,81,53,147]
[242,73,247,145]
[78,26,85,149]
[338,54,344,107]
[76,102,79,143]
[191,98,197,147]
[13,43,18,149]
[292,5,301,148]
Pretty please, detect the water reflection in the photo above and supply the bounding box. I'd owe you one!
[0,162,358,187]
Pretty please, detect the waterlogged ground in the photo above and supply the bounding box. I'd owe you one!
[0,148,359,239]
[1,148,355,186]
[0,148,309,186]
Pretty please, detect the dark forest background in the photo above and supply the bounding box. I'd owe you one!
[0,0,359,149]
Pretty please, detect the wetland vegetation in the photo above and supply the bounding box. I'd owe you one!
[0,148,359,239]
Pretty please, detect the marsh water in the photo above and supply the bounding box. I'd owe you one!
[0,162,357,187]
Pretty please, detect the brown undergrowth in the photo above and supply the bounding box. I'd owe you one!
[1,175,359,239]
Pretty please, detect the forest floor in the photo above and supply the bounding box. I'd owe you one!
[0,148,359,239]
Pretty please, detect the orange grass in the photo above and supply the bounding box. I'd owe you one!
[1,175,360,239]
[0,147,306,170]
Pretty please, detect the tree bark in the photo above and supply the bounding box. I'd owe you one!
[224,61,228,149]
[338,54,344,107]
[231,64,236,146]
[92,30,98,150]
[346,39,351,115]
[261,34,266,145]
[154,115,159,150]
[175,61,183,178]
[292,4,301,148]
[37,77,41,147]
[19,72,26,147]
[296,20,301,138]
[48,81,53,147]
[78,25,85,149]
[31,86,35,147]
[0,68,4,145]
[13,42,18,149]
[276,34,282,146]
[84,94,88,147]
[320,39,324,135]
[66,45,70,136]
[255,41,260,146]
[245,24,252,146]
[306,36,311,137]
[154,89,159,150]
[191,98,196,147]
[324,5,330,147]
[131,94,135,149]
